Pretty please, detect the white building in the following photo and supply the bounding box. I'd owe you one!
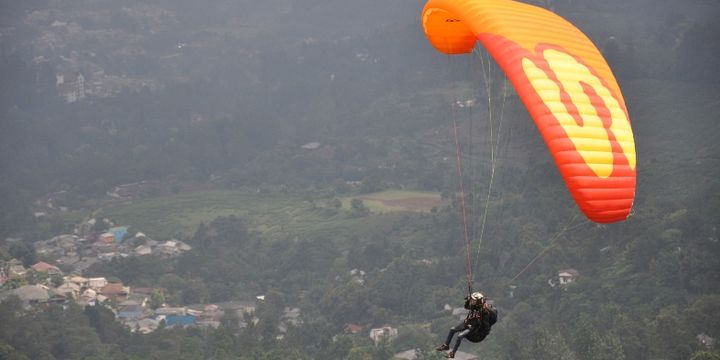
[369,326,398,345]
[56,72,85,103]
[558,268,580,285]
[88,277,108,289]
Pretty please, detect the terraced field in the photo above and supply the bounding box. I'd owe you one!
[99,189,442,241]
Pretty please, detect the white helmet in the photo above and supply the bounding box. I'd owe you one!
[470,292,484,302]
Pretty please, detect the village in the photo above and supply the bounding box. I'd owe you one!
[0,254,587,360]
[0,257,490,359]
[0,203,590,360]
[0,218,302,336]
[22,5,171,105]
[0,180,595,360]
[0,208,478,358]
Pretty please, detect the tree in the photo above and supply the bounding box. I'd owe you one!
[651,306,694,360]
[587,332,625,360]
[0,341,30,360]
[8,242,36,267]
[691,352,720,360]
[149,289,166,309]
[532,329,578,360]
[346,347,373,360]
[351,198,368,214]
[332,198,342,208]
[686,295,720,337]
[3,277,27,289]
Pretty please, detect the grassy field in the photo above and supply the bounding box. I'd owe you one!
[340,190,447,213]
[98,189,442,241]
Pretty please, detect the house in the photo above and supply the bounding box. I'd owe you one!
[124,317,160,333]
[100,283,129,301]
[393,349,477,360]
[134,318,160,334]
[283,307,301,326]
[56,72,85,103]
[135,245,152,255]
[227,300,258,315]
[369,326,398,345]
[78,289,98,306]
[155,307,187,316]
[344,323,364,334]
[53,235,77,251]
[47,289,67,304]
[88,277,108,289]
[156,241,179,256]
[9,285,50,306]
[99,233,114,244]
[548,268,581,288]
[65,275,88,287]
[7,260,27,278]
[177,241,192,252]
[118,304,146,320]
[558,268,580,285]
[301,142,321,150]
[131,287,159,297]
[31,261,62,275]
[350,268,366,284]
[153,239,191,256]
[165,314,197,327]
[55,282,81,299]
[697,333,716,349]
[108,227,128,243]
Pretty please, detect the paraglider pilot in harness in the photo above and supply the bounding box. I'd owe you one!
[436,291,497,358]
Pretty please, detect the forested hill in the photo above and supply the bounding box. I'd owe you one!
[0,0,717,217]
[0,0,719,359]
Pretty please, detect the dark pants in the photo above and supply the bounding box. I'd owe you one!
[445,321,471,353]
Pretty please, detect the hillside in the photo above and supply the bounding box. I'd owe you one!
[0,0,718,359]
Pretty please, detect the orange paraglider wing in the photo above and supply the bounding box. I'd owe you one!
[422,0,636,223]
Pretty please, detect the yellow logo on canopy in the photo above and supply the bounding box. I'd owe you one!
[522,49,636,178]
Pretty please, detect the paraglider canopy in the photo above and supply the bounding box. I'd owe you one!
[421,0,637,223]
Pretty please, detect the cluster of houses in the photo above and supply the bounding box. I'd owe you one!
[0,260,129,308]
[55,68,161,104]
[33,225,192,275]
[0,262,483,360]
[0,260,296,334]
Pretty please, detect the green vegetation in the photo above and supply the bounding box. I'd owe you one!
[1,0,719,359]
[98,189,420,241]
[341,190,447,213]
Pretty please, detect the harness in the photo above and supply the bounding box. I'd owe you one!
[464,306,495,343]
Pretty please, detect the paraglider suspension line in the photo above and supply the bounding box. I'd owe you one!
[452,113,474,289]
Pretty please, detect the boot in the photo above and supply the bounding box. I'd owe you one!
[445,351,455,358]
[435,344,449,351]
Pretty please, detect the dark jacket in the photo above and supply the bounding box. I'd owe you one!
[463,300,498,343]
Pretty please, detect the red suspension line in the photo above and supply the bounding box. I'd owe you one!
[452,113,473,289]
